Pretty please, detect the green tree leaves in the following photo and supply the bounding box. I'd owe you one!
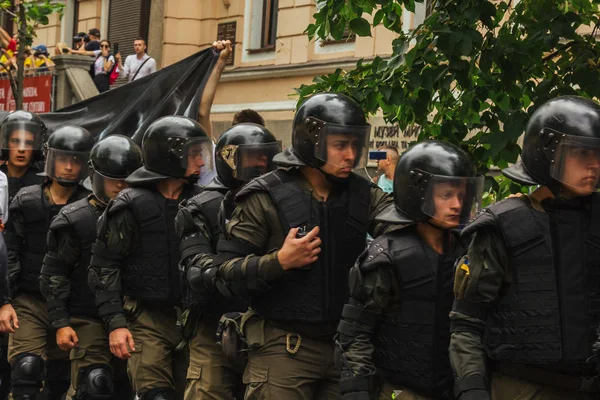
[299,0,600,199]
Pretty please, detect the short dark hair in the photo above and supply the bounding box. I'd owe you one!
[232,109,265,126]
[134,37,146,45]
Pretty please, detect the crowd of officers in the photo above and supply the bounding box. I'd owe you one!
[0,92,598,400]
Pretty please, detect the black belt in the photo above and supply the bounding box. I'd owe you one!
[493,361,599,394]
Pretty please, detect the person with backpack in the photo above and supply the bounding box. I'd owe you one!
[69,39,117,93]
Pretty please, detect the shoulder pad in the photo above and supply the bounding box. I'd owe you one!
[107,187,150,215]
[50,198,90,231]
[9,184,41,211]
[461,197,527,239]
[358,235,393,273]
[235,170,288,202]
[184,190,224,213]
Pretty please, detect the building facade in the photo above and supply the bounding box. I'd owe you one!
[16,0,440,150]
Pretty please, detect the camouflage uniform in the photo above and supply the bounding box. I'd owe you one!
[215,169,393,399]
[450,193,599,400]
[39,195,132,400]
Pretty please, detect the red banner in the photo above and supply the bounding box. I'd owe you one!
[0,74,52,113]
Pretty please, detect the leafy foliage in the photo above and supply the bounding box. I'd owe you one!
[298,0,600,196]
[0,0,64,109]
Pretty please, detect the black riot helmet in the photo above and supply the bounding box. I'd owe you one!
[273,93,371,170]
[44,125,94,187]
[0,110,47,162]
[85,135,143,204]
[214,123,281,188]
[126,116,212,185]
[503,96,600,195]
[377,140,484,228]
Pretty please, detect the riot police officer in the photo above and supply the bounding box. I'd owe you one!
[450,96,600,400]
[88,116,211,400]
[336,140,484,400]
[4,125,93,400]
[0,111,46,202]
[40,135,142,400]
[213,92,393,399]
[175,123,281,399]
[0,111,46,399]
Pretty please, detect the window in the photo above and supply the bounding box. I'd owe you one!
[261,0,278,49]
[247,0,278,53]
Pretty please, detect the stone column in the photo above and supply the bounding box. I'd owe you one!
[53,54,99,109]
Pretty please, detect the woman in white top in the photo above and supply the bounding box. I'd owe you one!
[70,39,115,93]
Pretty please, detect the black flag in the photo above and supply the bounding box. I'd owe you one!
[0,47,218,143]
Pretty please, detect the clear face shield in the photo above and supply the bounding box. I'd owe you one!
[418,172,485,228]
[44,148,90,185]
[546,130,600,195]
[169,137,213,178]
[0,123,44,164]
[220,141,282,182]
[306,117,371,169]
[91,169,129,205]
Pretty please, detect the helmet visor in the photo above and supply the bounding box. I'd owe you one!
[92,170,129,204]
[549,133,600,194]
[221,142,282,182]
[0,122,44,151]
[172,138,213,177]
[419,172,485,226]
[308,117,371,169]
[44,148,89,184]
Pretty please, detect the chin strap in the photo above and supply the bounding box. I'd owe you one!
[55,178,79,188]
[316,167,350,185]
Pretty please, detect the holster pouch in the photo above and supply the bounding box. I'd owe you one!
[216,312,249,372]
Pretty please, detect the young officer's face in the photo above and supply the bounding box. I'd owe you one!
[319,134,359,178]
[103,177,128,200]
[430,180,467,229]
[184,143,206,178]
[8,130,35,168]
[559,145,600,197]
[54,153,83,181]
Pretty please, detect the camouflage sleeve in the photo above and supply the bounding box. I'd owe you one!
[89,208,137,332]
[40,227,80,329]
[368,186,396,237]
[449,227,509,398]
[175,201,217,307]
[3,199,25,294]
[215,192,285,298]
[337,236,397,399]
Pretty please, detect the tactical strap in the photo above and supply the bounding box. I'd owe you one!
[41,254,67,276]
[452,299,489,320]
[230,256,259,297]
[180,233,212,261]
[453,374,488,398]
[337,319,375,337]
[91,243,122,262]
[341,304,377,326]
[450,318,485,336]
[214,238,261,265]
[95,291,121,308]
[339,375,371,393]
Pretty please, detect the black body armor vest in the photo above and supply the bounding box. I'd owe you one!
[15,184,88,294]
[186,188,249,316]
[465,196,600,366]
[111,185,201,303]
[241,169,371,323]
[373,228,461,398]
[50,198,100,318]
